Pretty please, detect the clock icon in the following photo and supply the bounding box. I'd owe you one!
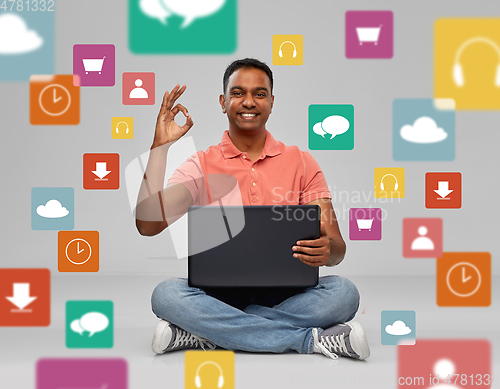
[65,238,92,265]
[39,83,71,116]
[446,262,481,297]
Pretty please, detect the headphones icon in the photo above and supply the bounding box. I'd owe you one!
[380,174,398,191]
[278,41,297,58]
[453,36,500,87]
[195,361,224,388]
[116,121,129,134]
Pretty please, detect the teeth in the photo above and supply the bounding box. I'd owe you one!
[241,113,256,117]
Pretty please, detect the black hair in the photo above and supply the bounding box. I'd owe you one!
[222,58,273,95]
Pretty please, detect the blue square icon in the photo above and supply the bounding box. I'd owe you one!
[0,10,54,81]
[393,99,455,161]
[381,310,415,345]
[31,187,74,230]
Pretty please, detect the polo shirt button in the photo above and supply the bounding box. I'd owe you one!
[242,155,246,159]
[251,168,255,171]
[252,182,256,186]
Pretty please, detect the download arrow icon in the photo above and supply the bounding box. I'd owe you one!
[6,283,37,310]
[92,162,111,180]
[434,181,453,199]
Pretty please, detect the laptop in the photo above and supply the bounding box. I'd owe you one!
[188,205,320,288]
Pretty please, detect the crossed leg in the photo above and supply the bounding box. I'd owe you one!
[151,275,359,354]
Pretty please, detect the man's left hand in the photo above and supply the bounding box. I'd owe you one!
[292,222,331,267]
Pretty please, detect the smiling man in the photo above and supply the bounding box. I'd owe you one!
[136,58,370,360]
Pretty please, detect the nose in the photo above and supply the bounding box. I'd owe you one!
[242,92,256,108]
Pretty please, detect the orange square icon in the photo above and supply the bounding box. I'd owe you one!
[30,75,80,125]
[437,252,491,306]
[83,153,120,190]
[425,172,462,209]
[0,268,50,327]
[58,231,99,272]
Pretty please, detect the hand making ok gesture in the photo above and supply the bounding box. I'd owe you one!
[152,84,194,149]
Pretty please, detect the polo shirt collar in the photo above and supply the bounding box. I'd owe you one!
[220,130,281,159]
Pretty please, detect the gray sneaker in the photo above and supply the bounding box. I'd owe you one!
[152,320,216,354]
[312,322,370,360]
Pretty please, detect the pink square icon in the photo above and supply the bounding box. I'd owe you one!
[37,358,127,389]
[398,340,491,388]
[403,218,443,258]
[122,72,155,105]
[73,44,115,87]
[349,208,382,240]
[345,11,393,59]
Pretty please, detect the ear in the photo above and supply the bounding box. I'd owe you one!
[219,94,226,113]
[270,95,274,112]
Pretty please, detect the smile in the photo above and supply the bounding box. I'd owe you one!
[239,113,258,118]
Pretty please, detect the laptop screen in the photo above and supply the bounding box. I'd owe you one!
[188,205,320,288]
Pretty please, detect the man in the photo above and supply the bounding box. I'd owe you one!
[136,58,370,360]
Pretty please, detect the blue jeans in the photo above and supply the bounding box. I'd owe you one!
[151,275,360,354]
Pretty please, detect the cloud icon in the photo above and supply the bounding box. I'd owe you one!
[400,116,448,144]
[385,320,412,335]
[313,115,350,140]
[0,14,43,54]
[140,0,226,28]
[36,199,69,218]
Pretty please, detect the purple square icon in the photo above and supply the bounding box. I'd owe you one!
[345,11,393,59]
[349,208,382,240]
[73,44,115,86]
[37,358,127,389]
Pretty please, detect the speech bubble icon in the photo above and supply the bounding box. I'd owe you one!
[313,122,327,138]
[79,312,109,337]
[140,0,171,25]
[70,319,84,335]
[321,115,350,139]
[161,0,226,28]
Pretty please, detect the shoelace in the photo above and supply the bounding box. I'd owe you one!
[172,327,215,351]
[313,328,351,360]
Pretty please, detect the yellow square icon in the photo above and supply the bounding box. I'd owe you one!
[273,35,303,65]
[185,350,234,389]
[374,167,405,198]
[111,117,133,139]
[434,18,500,110]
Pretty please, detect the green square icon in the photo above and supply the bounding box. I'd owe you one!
[66,301,113,349]
[129,0,237,54]
[308,104,354,150]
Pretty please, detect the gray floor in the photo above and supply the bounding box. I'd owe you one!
[1,273,498,389]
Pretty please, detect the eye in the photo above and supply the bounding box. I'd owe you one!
[256,93,266,97]
[232,91,243,96]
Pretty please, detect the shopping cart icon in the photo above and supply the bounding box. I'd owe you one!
[82,56,106,74]
[356,218,374,231]
[356,25,382,45]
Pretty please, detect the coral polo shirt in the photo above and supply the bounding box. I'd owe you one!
[168,130,331,206]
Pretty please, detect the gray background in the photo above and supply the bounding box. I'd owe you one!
[1,0,498,276]
[0,1,499,388]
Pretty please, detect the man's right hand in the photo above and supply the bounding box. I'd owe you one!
[152,84,194,149]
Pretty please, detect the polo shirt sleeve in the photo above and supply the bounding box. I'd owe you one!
[167,151,209,206]
[299,151,332,204]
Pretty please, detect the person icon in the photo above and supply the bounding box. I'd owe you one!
[427,358,463,388]
[411,226,434,250]
[129,78,148,99]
